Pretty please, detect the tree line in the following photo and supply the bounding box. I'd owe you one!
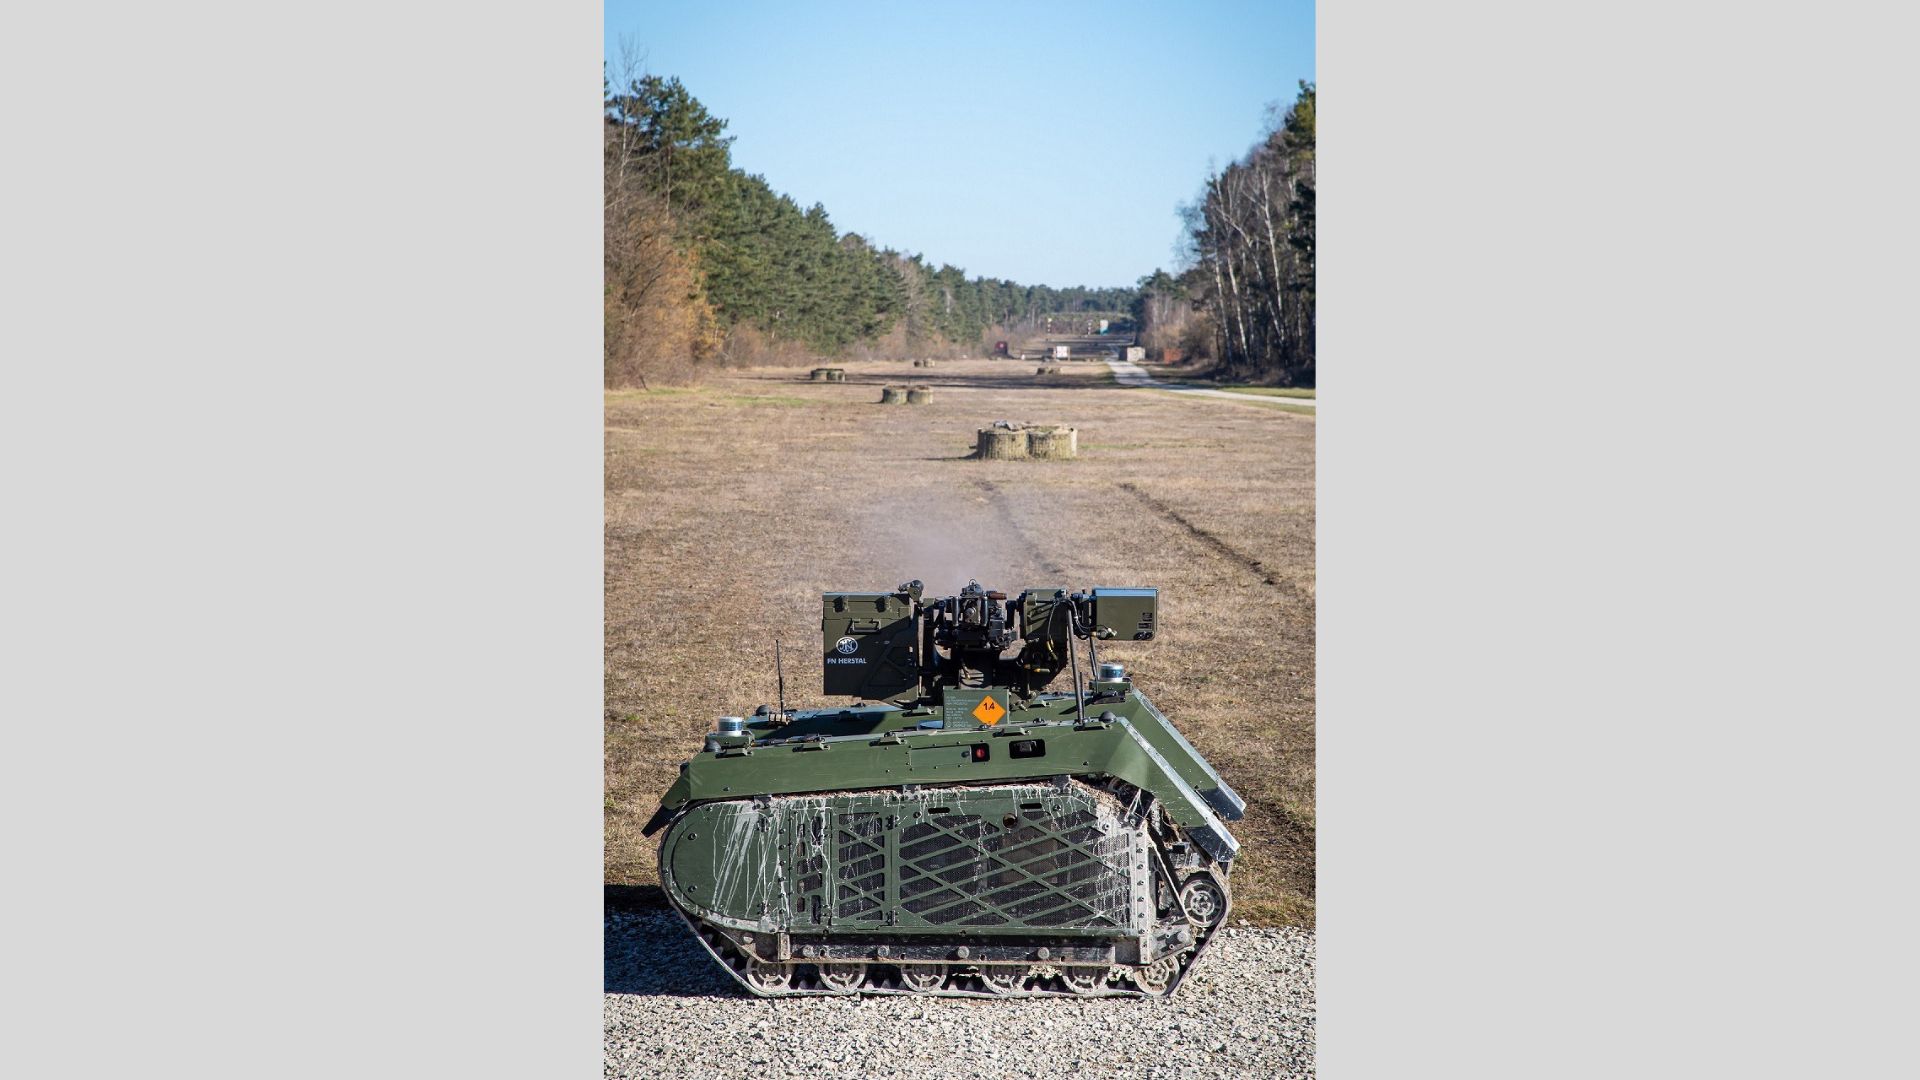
[1133,82,1315,386]
[605,73,1136,387]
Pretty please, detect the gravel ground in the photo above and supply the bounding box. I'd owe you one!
[605,909,1315,1080]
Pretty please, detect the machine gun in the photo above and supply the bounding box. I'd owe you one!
[821,579,1157,706]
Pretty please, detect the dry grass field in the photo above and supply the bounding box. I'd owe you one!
[605,358,1316,925]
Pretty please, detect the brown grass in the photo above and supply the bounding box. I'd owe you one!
[605,358,1316,925]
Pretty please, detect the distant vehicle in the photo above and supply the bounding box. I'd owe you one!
[1051,345,1070,360]
[1123,346,1146,363]
[1098,319,1110,333]
[993,341,1009,356]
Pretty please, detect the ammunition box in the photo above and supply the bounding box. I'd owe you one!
[821,592,919,698]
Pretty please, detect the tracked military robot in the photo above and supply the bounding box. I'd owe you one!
[643,580,1244,997]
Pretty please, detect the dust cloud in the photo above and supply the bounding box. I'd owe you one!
[845,481,1062,599]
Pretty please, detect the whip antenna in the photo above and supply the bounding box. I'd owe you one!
[776,639,787,720]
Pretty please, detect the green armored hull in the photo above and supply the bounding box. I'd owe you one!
[644,582,1243,998]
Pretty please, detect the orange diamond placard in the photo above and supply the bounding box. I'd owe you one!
[972,695,1006,726]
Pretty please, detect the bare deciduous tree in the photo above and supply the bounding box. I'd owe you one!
[1137,83,1315,385]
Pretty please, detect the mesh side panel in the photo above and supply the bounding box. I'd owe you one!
[835,812,887,918]
[899,817,1000,924]
[895,805,1128,929]
[797,865,824,902]
[795,815,826,922]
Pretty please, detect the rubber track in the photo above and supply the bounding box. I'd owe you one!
[664,788,1232,999]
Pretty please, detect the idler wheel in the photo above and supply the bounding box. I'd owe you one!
[1179,877,1227,926]
[1062,966,1110,996]
[743,960,793,992]
[898,964,946,993]
[818,963,866,993]
[980,966,1031,996]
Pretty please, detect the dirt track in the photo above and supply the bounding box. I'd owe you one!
[1106,359,1317,408]
[605,357,1315,924]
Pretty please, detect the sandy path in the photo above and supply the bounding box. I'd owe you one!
[1106,360,1316,407]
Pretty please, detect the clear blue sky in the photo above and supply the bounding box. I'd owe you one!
[605,0,1314,289]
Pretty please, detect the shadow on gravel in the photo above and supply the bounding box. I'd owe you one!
[604,884,666,911]
[604,907,749,999]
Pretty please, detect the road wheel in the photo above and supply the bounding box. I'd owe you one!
[818,963,865,993]
[743,960,792,993]
[1133,954,1179,994]
[898,964,946,993]
[980,966,1030,996]
[1062,966,1110,996]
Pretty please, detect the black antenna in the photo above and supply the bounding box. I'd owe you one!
[1068,595,1087,725]
[775,639,788,721]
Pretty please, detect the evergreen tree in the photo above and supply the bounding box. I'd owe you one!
[604,72,1144,384]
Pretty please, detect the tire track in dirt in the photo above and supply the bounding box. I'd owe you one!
[1117,481,1302,600]
[970,477,1071,579]
[1262,804,1318,900]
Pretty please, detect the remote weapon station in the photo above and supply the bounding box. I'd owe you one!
[643,581,1244,998]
